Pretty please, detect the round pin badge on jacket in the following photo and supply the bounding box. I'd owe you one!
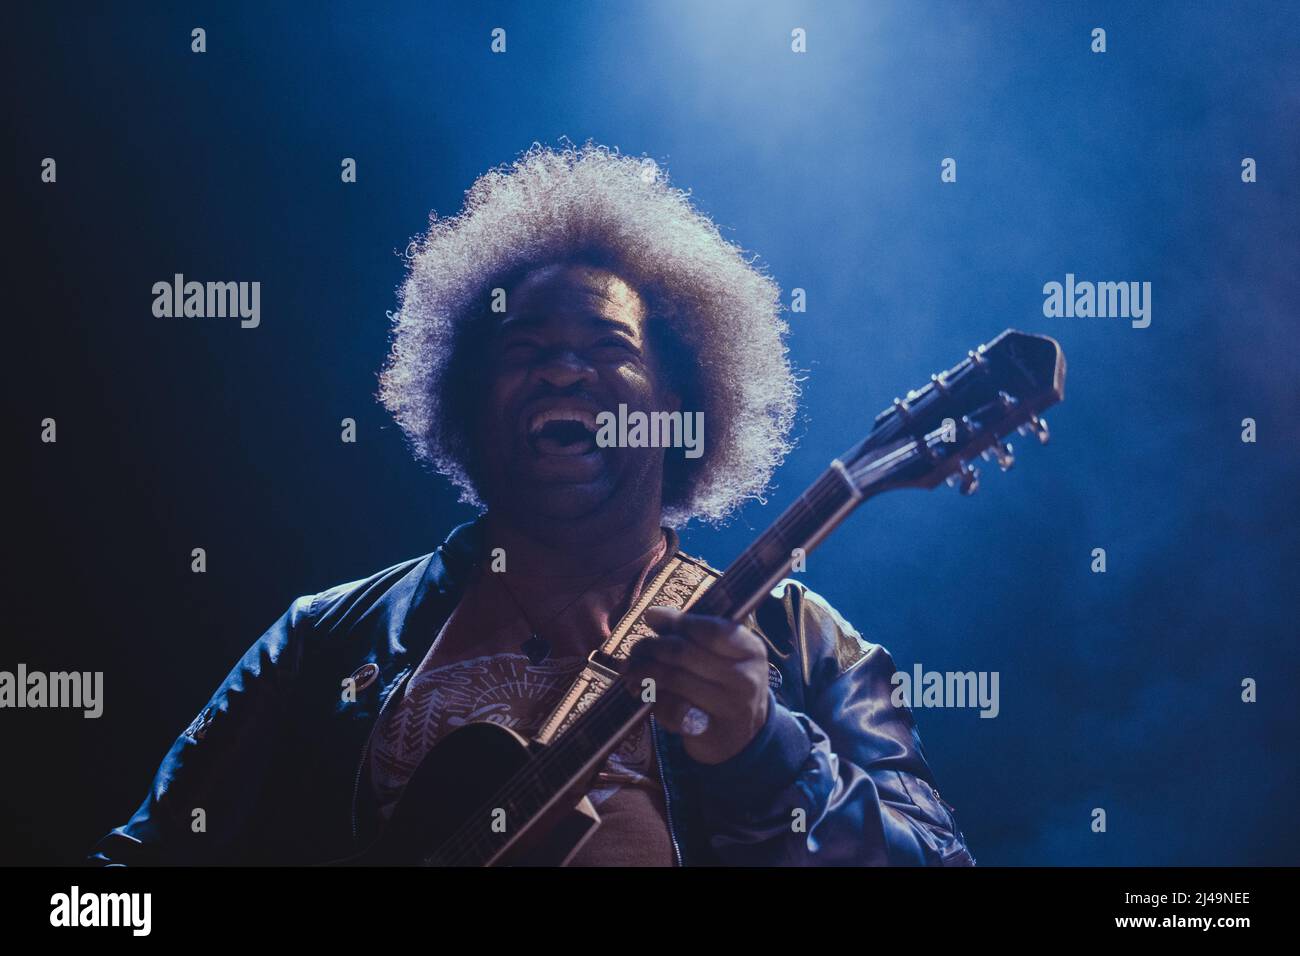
[346,662,381,694]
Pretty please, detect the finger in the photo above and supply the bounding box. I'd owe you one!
[623,657,734,716]
[650,691,707,737]
[644,607,762,661]
[628,634,737,688]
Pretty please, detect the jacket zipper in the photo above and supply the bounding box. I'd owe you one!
[650,715,684,867]
[350,665,413,842]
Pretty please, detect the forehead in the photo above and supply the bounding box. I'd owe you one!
[502,264,647,334]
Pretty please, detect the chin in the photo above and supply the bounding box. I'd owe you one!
[494,454,619,519]
[516,481,617,523]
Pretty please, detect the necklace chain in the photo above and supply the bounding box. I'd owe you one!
[493,535,668,664]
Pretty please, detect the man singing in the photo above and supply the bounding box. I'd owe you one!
[91,144,973,866]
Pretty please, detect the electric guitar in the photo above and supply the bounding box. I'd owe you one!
[344,328,1066,865]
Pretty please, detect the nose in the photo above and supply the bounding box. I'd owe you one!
[533,347,597,390]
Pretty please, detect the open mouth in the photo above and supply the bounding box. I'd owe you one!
[527,409,599,457]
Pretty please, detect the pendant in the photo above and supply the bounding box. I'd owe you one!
[521,633,551,665]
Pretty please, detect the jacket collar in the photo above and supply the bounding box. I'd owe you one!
[434,515,489,593]
[427,513,683,595]
[402,512,686,666]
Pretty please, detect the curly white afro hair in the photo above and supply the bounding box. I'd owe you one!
[378,142,798,526]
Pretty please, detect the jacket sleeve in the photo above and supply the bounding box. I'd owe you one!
[87,596,313,865]
[687,585,975,866]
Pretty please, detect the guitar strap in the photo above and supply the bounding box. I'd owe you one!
[534,552,718,745]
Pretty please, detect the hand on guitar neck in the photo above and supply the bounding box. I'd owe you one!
[623,605,772,765]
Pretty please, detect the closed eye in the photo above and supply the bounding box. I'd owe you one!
[593,337,640,357]
[500,339,541,357]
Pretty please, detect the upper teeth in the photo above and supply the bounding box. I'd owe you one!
[528,409,597,434]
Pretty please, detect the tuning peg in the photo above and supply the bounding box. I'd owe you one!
[980,442,1014,470]
[945,462,980,496]
[1016,415,1050,445]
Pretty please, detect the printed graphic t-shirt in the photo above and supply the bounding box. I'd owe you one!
[368,534,677,866]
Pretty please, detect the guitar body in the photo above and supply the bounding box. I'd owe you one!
[349,722,601,866]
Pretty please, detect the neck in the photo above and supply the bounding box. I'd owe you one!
[482,506,667,579]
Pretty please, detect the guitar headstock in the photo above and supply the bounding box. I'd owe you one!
[838,330,1066,497]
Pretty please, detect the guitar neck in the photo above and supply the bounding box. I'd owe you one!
[687,464,864,621]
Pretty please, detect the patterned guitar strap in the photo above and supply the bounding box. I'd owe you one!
[534,552,718,745]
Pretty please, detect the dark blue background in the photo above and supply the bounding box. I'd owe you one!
[5,1,1297,865]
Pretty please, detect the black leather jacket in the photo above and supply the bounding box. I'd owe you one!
[90,519,974,866]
